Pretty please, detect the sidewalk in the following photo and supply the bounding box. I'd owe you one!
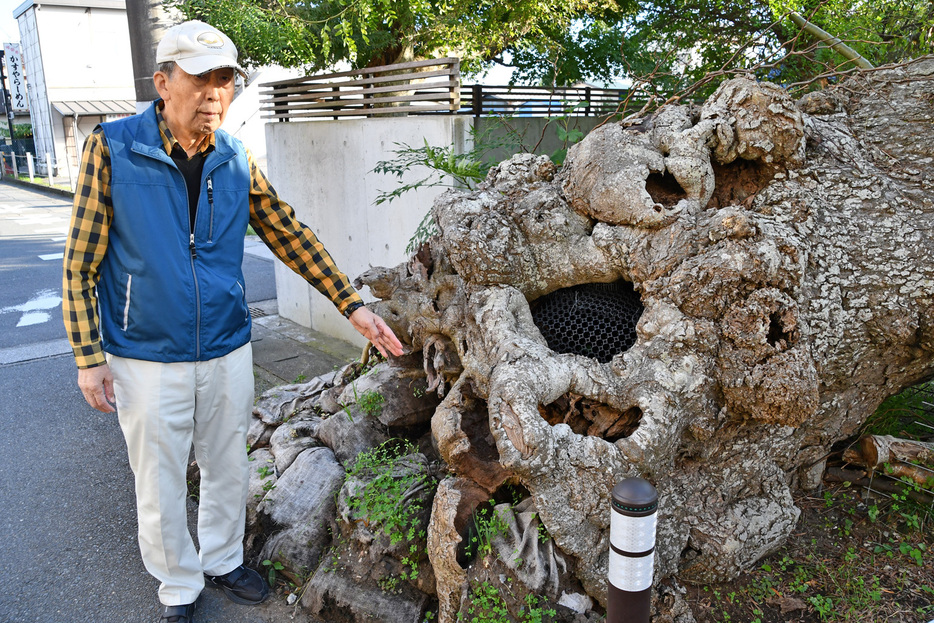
[249,298,362,395]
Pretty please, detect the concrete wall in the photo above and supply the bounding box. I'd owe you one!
[265,115,471,346]
[475,115,605,164]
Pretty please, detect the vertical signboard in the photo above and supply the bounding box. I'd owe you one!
[3,43,28,112]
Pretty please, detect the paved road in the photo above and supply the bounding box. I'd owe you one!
[0,182,311,623]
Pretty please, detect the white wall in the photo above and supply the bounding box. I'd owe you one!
[222,66,305,170]
[265,116,471,345]
[38,5,133,100]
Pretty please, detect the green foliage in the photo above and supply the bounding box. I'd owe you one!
[373,124,518,203]
[712,481,931,621]
[169,0,637,81]
[458,580,511,623]
[11,124,32,139]
[861,379,934,438]
[262,558,284,586]
[173,0,933,100]
[374,109,586,253]
[345,440,436,588]
[465,500,510,561]
[372,123,518,253]
[623,0,934,99]
[358,389,386,418]
[456,579,557,623]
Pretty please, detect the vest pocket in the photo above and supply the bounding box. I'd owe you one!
[237,280,248,322]
[122,274,132,331]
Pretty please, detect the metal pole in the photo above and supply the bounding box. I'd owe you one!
[608,477,658,623]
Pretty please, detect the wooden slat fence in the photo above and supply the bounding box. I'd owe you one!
[259,58,645,121]
[459,84,641,117]
[259,58,461,120]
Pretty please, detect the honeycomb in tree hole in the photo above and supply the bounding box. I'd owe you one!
[530,281,643,363]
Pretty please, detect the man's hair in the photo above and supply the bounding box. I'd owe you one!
[157,61,176,78]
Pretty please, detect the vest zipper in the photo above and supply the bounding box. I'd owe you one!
[207,176,215,243]
[185,175,201,359]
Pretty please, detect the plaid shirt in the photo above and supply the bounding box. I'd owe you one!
[63,107,363,368]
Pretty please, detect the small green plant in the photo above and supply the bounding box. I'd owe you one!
[294,373,307,383]
[465,500,510,561]
[262,559,284,586]
[456,579,556,623]
[345,440,436,591]
[808,593,835,620]
[536,519,550,544]
[458,580,510,623]
[358,389,385,418]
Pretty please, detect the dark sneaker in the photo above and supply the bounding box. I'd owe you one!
[204,564,269,605]
[160,602,195,623]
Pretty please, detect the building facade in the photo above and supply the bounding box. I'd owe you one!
[13,0,135,179]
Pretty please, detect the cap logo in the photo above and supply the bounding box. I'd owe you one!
[196,32,224,48]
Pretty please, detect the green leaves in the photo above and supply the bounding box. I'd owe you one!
[170,0,934,116]
[344,440,437,590]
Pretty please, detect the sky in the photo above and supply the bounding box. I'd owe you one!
[0,0,20,44]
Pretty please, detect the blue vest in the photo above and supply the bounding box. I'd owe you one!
[96,102,252,363]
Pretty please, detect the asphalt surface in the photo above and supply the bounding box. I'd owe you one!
[0,180,353,623]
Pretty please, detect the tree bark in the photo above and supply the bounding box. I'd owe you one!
[357,57,934,620]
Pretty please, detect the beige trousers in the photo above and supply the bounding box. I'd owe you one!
[109,343,254,606]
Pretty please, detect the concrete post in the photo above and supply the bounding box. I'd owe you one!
[26,152,34,181]
[608,477,658,623]
[11,153,18,178]
[46,152,53,186]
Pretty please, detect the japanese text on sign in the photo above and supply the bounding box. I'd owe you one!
[4,43,28,112]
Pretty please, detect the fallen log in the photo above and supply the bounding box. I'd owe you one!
[859,435,934,469]
[824,466,933,504]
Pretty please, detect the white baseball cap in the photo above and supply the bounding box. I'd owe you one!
[156,20,247,78]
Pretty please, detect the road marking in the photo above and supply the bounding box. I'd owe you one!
[39,253,64,261]
[0,337,72,365]
[0,289,62,327]
[14,215,62,225]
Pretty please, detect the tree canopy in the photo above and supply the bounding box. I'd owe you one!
[171,0,934,93]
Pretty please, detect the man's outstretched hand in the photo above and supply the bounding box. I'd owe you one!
[348,306,405,358]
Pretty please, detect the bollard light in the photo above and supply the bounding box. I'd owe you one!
[608,477,658,623]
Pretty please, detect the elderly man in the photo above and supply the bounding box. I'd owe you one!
[62,20,403,623]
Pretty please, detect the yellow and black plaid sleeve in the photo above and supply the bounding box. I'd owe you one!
[62,130,112,368]
[246,150,363,314]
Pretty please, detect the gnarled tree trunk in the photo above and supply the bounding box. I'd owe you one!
[354,58,934,621]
